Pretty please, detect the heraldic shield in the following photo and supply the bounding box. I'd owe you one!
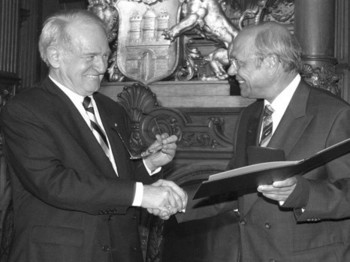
[115,0,181,85]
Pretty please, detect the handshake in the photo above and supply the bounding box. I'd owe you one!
[142,179,188,220]
[141,133,188,219]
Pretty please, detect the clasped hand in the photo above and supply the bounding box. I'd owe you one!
[142,179,188,220]
[141,133,187,219]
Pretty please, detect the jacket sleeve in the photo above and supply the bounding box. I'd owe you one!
[1,98,138,215]
[284,108,350,221]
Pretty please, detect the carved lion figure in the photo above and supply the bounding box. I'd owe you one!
[162,0,240,79]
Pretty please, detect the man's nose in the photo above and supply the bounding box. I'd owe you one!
[227,63,238,76]
[94,56,108,72]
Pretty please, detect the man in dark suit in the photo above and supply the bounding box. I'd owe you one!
[225,22,350,261]
[0,9,187,262]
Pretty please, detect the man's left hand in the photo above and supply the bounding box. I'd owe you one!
[257,176,297,205]
[143,133,178,171]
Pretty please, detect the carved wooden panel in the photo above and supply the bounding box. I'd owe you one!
[103,82,244,262]
[100,82,247,184]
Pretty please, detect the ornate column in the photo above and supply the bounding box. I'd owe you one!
[294,0,339,95]
[0,0,20,256]
[335,0,350,102]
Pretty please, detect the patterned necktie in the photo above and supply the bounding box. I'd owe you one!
[82,96,110,157]
[260,104,274,147]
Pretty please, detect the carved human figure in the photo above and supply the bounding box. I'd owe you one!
[163,0,271,80]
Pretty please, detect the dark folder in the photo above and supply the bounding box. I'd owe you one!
[193,137,350,199]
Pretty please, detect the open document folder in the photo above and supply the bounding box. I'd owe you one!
[194,137,350,199]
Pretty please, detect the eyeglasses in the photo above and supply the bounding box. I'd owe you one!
[229,58,245,69]
[229,55,263,70]
[114,118,162,160]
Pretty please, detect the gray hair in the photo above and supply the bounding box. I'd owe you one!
[248,22,302,73]
[38,9,108,65]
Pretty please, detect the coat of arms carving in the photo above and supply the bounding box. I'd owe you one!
[89,0,182,85]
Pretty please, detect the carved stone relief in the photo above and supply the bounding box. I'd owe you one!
[301,63,340,96]
[173,0,296,81]
[89,0,182,85]
[88,0,340,93]
[88,0,297,82]
[116,83,233,155]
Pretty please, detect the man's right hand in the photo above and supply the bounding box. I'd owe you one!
[141,179,188,220]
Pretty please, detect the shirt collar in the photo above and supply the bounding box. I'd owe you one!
[49,75,86,105]
[266,74,301,111]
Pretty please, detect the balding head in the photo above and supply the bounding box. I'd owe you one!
[39,9,108,66]
[237,22,302,73]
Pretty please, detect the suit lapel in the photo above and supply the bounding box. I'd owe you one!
[268,81,313,156]
[241,81,313,216]
[43,78,117,178]
[94,94,133,179]
[246,106,263,148]
[236,101,264,213]
[233,100,263,169]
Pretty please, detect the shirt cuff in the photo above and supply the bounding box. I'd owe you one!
[133,161,161,206]
[142,159,161,175]
[132,182,144,206]
[282,175,310,209]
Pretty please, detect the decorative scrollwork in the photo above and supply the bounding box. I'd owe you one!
[117,83,160,151]
[142,109,187,144]
[0,89,13,109]
[266,0,294,25]
[175,45,203,81]
[129,0,163,5]
[238,0,270,29]
[179,116,230,149]
[301,63,340,96]
[116,84,233,152]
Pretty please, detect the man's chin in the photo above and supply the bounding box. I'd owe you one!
[83,84,100,94]
[239,88,249,98]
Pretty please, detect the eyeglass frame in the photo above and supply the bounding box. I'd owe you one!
[229,54,265,71]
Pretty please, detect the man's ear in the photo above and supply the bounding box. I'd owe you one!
[46,46,61,68]
[262,54,280,76]
[262,54,279,69]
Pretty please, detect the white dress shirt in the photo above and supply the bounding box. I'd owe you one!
[261,74,301,140]
[49,76,148,206]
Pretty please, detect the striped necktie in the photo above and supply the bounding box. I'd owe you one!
[259,104,274,147]
[82,96,110,157]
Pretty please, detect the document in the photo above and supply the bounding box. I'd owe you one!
[194,137,350,199]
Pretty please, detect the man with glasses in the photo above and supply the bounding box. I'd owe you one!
[225,21,350,261]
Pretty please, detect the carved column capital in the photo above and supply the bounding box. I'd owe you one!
[295,0,340,95]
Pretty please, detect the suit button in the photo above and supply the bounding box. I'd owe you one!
[101,245,110,252]
[265,223,271,229]
[240,220,246,225]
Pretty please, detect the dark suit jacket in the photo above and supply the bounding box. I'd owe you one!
[228,80,350,261]
[0,77,156,262]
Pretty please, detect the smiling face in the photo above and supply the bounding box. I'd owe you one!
[227,32,271,99]
[51,21,111,96]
